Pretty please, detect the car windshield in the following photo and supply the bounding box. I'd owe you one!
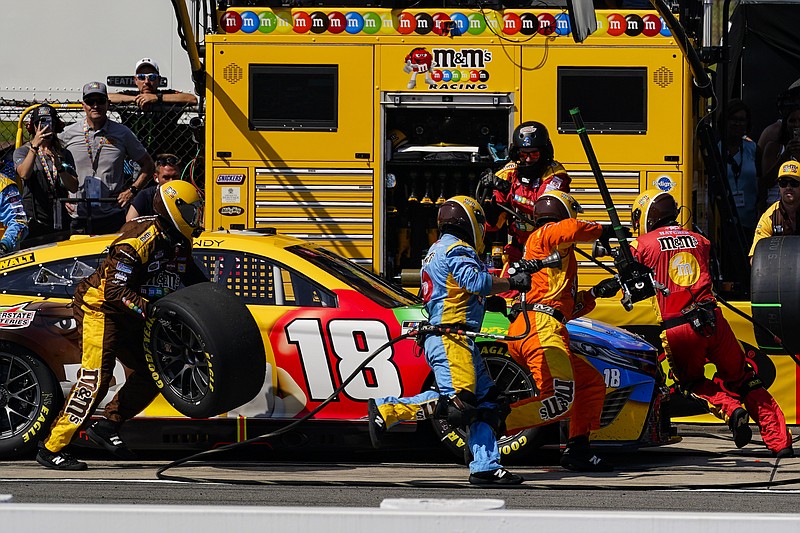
[288,245,420,308]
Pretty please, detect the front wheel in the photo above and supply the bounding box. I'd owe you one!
[431,347,549,464]
[0,346,62,458]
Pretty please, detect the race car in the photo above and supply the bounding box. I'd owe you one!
[0,229,675,460]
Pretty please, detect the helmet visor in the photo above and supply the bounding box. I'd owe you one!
[178,199,204,232]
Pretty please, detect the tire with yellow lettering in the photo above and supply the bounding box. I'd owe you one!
[145,282,266,418]
[431,345,548,464]
[0,345,62,457]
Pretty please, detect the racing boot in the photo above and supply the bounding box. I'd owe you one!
[560,436,614,472]
[775,447,795,459]
[728,407,752,449]
[367,399,386,449]
[468,467,524,486]
[86,418,137,460]
[36,442,88,471]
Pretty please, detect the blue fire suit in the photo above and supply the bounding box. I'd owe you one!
[0,172,29,253]
[374,233,504,474]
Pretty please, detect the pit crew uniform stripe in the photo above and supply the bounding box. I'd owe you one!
[44,304,109,452]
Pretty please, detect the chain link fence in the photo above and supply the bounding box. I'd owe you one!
[0,99,205,193]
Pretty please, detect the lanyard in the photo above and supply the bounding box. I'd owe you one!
[35,148,57,192]
[727,148,742,190]
[82,119,105,175]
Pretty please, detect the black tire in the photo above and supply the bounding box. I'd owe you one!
[146,282,266,418]
[0,345,62,458]
[751,236,800,354]
[431,343,548,464]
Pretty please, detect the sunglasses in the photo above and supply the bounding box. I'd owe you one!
[156,156,180,167]
[84,97,107,107]
[519,150,540,162]
[135,73,160,82]
[779,178,800,188]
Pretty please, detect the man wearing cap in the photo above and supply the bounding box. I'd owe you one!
[109,58,197,109]
[109,58,198,158]
[750,160,800,262]
[60,81,155,235]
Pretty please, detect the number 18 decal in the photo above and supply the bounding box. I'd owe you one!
[603,368,621,388]
[285,318,402,401]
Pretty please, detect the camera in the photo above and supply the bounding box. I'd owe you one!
[39,115,52,130]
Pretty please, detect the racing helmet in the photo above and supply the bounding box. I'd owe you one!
[437,195,486,253]
[153,180,204,240]
[778,160,800,180]
[631,189,678,235]
[533,191,582,226]
[509,121,555,187]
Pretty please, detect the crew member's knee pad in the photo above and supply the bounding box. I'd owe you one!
[734,374,764,399]
[444,391,479,430]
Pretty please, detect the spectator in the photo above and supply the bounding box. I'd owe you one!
[750,160,800,261]
[13,105,79,245]
[0,171,28,255]
[630,189,793,458]
[719,100,760,245]
[109,58,198,157]
[481,121,571,279]
[60,81,154,235]
[368,196,528,485]
[126,153,180,221]
[757,81,800,209]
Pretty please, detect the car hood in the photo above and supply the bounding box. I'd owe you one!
[567,316,655,352]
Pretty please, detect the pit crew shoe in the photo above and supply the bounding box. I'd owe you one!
[774,447,795,459]
[560,437,614,472]
[367,399,386,449]
[36,443,87,471]
[86,419,137,460]
[728,407,752,449]
[468,467,523,486]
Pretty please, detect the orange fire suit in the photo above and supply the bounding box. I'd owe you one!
[504,218,606,439]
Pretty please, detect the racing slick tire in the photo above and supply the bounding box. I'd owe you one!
[146,282,266,418]
[431,346,549,464]
[751,236,800,354]
[0,345,62,457]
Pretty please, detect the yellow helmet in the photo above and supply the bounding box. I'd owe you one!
[778,160,800,180]
[631,189,678,235]
[154,180,204,240]
[437,195,486,254]
[533,190,582,226]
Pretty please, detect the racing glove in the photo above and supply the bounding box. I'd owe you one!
[480,169,511,193]
[600,224,633,243]
[507,271,532,293]
[590,277,621,299]
[0,241,11,257]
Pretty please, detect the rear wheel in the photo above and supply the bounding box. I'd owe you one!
[431,345,548,464]
[0,346,61,457]
[146,283,267,418]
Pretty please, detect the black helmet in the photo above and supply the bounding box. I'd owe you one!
[533,191,582,227]
[631,189,678,234]
[510,121,555,186]
[437,195,486,253]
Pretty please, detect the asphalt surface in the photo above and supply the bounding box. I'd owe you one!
[2,426,800,512]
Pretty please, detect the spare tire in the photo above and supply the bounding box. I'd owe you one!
[751,236,800,354]
[145,282,266,418]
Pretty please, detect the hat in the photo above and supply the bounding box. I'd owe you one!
[31,104,58,123]
[778,160,800,180]
[135,57,160,74]
[82,81,108,100]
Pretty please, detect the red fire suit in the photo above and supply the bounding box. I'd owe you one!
[504,218,606,440]
[487,160,571,270]
[631,224,792,453]
[43,216,207,453]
